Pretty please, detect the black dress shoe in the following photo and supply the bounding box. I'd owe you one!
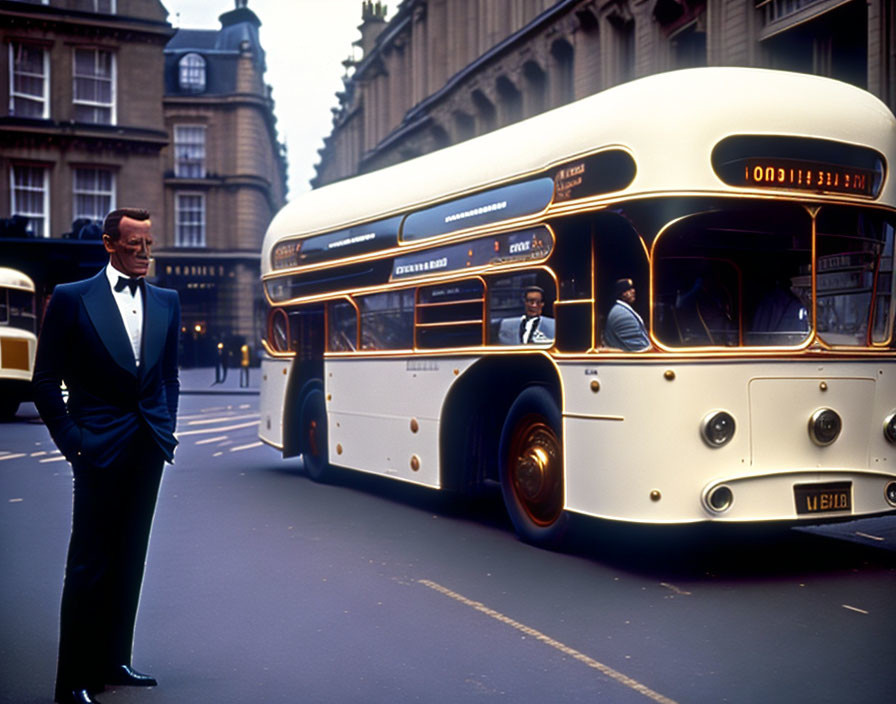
[106,664,158,686]
[56,690,102,704]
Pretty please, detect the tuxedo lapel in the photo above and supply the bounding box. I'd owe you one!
[141,284,167,374]
[81,271,137,376]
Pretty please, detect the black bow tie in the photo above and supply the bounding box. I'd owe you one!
[114,275,142,296]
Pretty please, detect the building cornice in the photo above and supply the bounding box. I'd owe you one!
[0,1,175,43]
[0,118,169,151]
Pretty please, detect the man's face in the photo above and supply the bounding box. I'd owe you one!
[524,291,544,318]
[621,287,636,304]
[104,216,153,278]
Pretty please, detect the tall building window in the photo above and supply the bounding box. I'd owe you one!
[73,168,115,223]
[73,48,115,124]
[10,165,49,238]
[9,43,49,118]
[174,125,207,178]
[92,0,116,12]
[178,53,207,93]
[176,193,206,247]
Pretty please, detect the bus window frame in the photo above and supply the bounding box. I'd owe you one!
[414,277,488,349]
[326,296,361,353]
[813,205,896,350]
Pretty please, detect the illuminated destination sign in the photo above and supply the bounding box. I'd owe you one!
[551,149,636,202]
[739,158,877,197]
[712,135,885,199]
[392,226,553,279]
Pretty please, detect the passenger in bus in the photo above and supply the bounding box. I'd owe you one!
[751,278,810,344]
[604,278,650,351]
[497,285,555,344]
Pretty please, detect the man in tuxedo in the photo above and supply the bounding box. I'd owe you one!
[32,208,180,704]
[497,285,555,344]
[604,278,650,351]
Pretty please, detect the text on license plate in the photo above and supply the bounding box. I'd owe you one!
[794,481,852,515]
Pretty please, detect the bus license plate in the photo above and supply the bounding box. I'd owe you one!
[794,481,851,515]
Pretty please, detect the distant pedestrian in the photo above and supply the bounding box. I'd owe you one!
[239,344,250,387]
[32,207,180,704]
[214,341,226,385]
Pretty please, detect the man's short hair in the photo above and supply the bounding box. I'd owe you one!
[614,278,635,299]
[523,285,545,300]
[103,208,150,241]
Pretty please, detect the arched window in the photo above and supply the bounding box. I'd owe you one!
[178,53,206,93]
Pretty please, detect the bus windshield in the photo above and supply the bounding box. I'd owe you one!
[0,286,37,334]
[651,203,894,349]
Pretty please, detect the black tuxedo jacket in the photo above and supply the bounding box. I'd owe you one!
[33,269,180,468]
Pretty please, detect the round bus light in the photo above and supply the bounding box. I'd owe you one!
[886,482,896,507]
[701,411,735,448]
[809,408,841,446]
[706,485,733,513]
[883,412,896,444]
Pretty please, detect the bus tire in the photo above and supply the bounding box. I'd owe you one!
[498,386,568,547]
[298,383,329,482]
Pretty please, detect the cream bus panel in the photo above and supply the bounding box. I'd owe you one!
[259,356,292,448]
[0,329,36,382]
[325,357,475,488]
[561,360,895,523]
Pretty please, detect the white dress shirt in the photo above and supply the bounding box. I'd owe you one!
[105,264,144,367]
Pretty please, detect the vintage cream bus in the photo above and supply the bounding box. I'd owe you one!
[0,267,37,421]
[259,68,896,546]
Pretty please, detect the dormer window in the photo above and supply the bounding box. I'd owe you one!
[178,53,206,93]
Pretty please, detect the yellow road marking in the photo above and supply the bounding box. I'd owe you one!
[418,579,679,704]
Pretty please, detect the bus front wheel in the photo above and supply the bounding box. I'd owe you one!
[498,386,568,547]
[299,384,329,482]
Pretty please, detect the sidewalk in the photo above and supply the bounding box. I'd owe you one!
[179,366,259,395]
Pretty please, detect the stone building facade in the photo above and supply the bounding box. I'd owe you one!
[158,1,287,365]
[0,0,286,366]
[314,0,896,187]
[0,0,173,287]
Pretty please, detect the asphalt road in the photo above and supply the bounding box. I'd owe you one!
[1,393,895,704]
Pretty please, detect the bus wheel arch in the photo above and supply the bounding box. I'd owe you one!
[499,384,569,547]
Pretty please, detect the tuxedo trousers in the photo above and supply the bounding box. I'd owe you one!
[55,427,165,698]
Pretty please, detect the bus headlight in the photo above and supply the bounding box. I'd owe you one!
[705,484,734,513]
[884,412,896,445]
[701,411,735,448]
[808,408,841,446]
[885,482,896,507]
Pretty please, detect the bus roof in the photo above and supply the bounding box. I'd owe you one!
[0,267,35,293]
[263,67,896,275]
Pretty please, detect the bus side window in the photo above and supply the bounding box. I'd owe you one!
[488,272,555,345]
[593,213,649,350]
[327,300,358,352]
[359,289,415,350]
